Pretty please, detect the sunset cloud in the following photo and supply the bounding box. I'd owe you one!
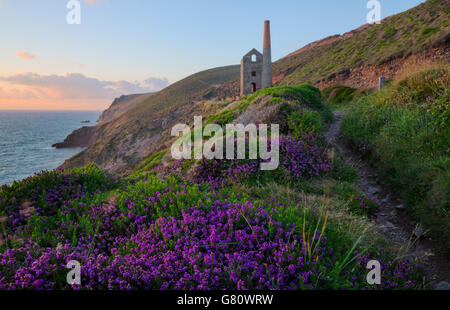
[15,51,36,60]
[0,86,39,100]
[0,72,169,101]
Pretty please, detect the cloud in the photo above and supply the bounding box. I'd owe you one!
[15,51,36,60]
[0,86,39,100]
[143,77,170,92]
[0,72,169,100]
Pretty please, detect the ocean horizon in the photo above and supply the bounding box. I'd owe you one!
[0,110,101,185]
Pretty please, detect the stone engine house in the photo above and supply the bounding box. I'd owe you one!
[240,20,273,97]
[240,49,263,96]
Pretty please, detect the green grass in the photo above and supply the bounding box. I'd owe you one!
[205,110,236,126]
[341,67,450,245]
[130,150,167,177]
[322,86,358,104]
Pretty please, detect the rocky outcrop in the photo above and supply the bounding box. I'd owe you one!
[53,93,154,149]
[52,126,96,149]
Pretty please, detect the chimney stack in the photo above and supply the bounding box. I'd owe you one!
[263,20,271,49]
[262,20,272,88]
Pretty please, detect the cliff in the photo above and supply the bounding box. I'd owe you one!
[52,93,153,149]
[52,126,96,149]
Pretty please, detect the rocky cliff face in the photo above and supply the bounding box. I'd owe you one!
[52,93,154,149]
[52,126,96,149]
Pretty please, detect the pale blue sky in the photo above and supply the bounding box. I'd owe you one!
[0,0,426,110]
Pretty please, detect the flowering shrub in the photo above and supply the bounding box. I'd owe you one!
[348,193,380,219]
[0,85,429,290]
[0,165,122,237]
[0,174,427,290]
[279,134,331,179]
[193,134,331,188]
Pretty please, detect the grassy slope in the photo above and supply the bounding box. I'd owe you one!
[273,0,449,86]
[341,66,449,246]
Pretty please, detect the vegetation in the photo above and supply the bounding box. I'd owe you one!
[341,66,449,245]
[0,86,429,289]
[62,1,449,175]
[3,0,447,290]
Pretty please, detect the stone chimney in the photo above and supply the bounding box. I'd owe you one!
[261,20,272,89]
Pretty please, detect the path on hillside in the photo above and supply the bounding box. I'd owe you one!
[324,110,449,288]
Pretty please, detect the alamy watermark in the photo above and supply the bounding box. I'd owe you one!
[67,0,81,25]
[66,260,81,285]
[366,260,381,285]
[367,0,381,25]
[171,116,280,170]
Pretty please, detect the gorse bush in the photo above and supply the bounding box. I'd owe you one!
[285,104,324,136]
[247,84,333,123]
[341,66,450,245]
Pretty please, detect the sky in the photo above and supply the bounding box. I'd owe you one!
[0,0,426,111]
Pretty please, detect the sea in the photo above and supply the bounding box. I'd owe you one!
[0,110,101,186]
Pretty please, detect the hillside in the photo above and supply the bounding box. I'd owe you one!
[98,93,154,125]
[275,0,449,87]
[341,65,450,249]
[1,84,433,289]
[59,0,449,174]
